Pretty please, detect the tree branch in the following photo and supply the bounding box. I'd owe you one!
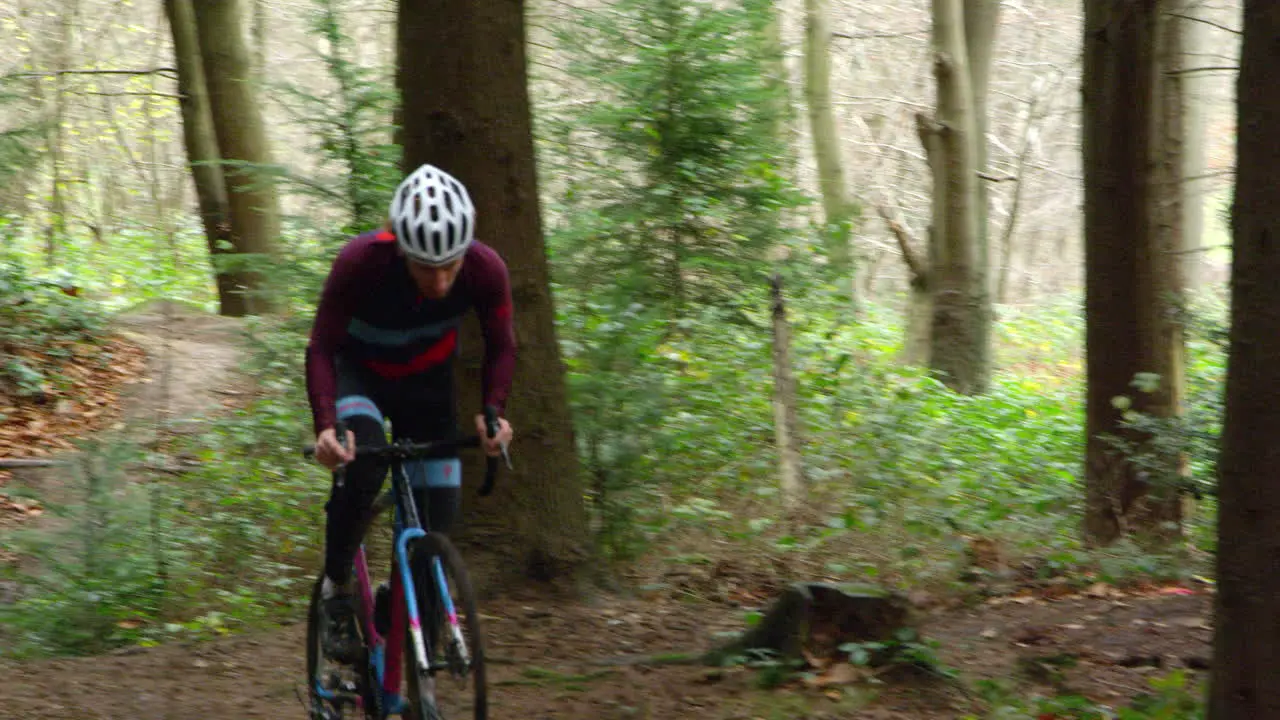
[978,171,1018,182]
[0,459,64,468]
[877,205,927,282]
[832,28,928,41]
[1164,65,1238,76]
[1167,12,1240,35]
[9,67,178,79]
[80,90,183,99]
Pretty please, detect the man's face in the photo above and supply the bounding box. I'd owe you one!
[406,256,464,299]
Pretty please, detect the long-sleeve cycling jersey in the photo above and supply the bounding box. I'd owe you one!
[305,229,516,434]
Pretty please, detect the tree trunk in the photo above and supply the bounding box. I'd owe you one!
[995,66,1050,305]
[1135,0,1187,533]
[763,5,790,145]
[47,0,78,267]
[1208,3,1280,714]
[804,0,856,285]
[165,0,239,315]
[398,0,588,586]
[963,0,999,306]
[251,0,267,83]
[1171,0,1210,290]
[769,274,804,506]
[1082,0,1183,546]
[193,0,280,316]
[925,0,988,395]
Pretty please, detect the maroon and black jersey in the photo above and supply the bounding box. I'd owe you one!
[305,229,516,434]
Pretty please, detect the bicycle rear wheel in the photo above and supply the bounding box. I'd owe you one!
[406,532,487,720]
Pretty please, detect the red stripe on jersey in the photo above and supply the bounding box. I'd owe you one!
[363,329,458,379]
[374,231,396,242]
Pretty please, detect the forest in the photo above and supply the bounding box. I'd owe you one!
[0,0,1274,718]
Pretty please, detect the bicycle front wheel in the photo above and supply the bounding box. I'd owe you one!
[405,531,487,720]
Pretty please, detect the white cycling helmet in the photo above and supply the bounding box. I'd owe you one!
[389,164,475,266]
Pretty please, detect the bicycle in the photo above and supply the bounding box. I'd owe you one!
[302,406,509,720]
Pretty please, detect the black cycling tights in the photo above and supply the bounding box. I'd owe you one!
[323,359,460,587]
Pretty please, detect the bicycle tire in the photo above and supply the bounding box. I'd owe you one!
[306,571,382,720]
[406,532,487,720]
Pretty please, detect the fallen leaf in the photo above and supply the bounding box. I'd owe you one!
[980,628,999,639]
[1160,587,1195,596]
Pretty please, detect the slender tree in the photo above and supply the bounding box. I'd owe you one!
[769,274,804,505]
[165,0,238,315]
[192,0,281,315]
[1208,4,1280,715]
[398,0,588,584]
[804,0,856,287]
[1170,0,1211,289]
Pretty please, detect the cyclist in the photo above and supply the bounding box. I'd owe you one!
[305,163,515,663]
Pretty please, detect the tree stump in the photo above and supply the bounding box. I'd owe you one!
[705,582,912,665]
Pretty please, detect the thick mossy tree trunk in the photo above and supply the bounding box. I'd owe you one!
[192,0,281,316]
[398,0,588,586]
[164,0,238,315]
[1208,4,1280,715]
[1082,0,1184,546]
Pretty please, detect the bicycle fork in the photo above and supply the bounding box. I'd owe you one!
[387,532,471,692]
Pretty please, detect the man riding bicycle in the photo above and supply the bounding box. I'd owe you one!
[305,164,516,663]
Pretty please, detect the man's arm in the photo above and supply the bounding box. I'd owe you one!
[473,245,517,414]
[305,244,360,434]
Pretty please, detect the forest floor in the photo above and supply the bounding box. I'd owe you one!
[0,302,1213,719]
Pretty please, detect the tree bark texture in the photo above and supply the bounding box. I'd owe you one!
[165,0,239,315]
[398,0,588,585]
[926,0,989,395]
[1208,4,1280,716]
[962,0,999,302]
[193,0,281,316]
[1082,0,1184,546]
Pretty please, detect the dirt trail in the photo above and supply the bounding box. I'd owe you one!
[0,585,1215,719]
[0,301,1215,719]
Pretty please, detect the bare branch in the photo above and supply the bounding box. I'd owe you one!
[1167,12,1240,35]
[9,67,178,79]
[1165,65,1238,76]
[1167,243,1230,256]
[978,171,1018,182]
[79,90,183,99]
[0,459,64,468]
[876,205,927,282]
[832,28,928,41]
[834,93,931,110]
